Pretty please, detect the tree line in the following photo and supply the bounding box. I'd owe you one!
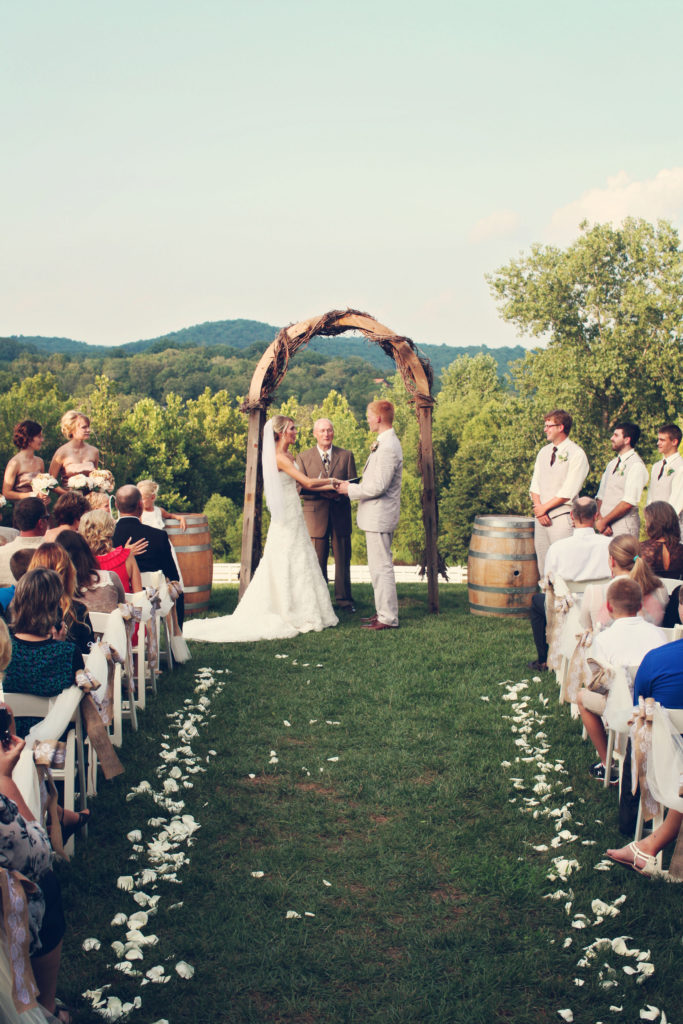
[2,219,681,565]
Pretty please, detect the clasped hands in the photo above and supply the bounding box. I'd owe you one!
[331,479,350,495]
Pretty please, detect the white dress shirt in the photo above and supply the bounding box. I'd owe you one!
[544,528,611,582]
[592,616,667,671]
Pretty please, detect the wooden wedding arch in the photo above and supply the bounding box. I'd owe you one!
[239,309,443,612]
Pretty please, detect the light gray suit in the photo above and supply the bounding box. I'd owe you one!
[347,428,403,626]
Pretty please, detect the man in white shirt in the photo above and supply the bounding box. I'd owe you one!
[595,422,649,537]
[577,577,667,783]
[646,422,683,518]
[530,409,589,575]
[0,498,48,585]
[529,496,610,670]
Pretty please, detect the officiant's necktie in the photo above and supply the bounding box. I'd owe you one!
[658,459,667,480]
[322,452,330,476]
[550,446,557,467]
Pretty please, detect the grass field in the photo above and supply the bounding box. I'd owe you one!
[58,584,682,1023]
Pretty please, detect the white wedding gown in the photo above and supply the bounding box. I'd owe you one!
[184,473,338,643]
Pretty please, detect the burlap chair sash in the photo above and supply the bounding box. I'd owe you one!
[565,629,596,704]
[542,574,575,672]
[629,697,659,822]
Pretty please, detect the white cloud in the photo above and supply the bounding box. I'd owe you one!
[469,209,521,243]
[548,167,683,240]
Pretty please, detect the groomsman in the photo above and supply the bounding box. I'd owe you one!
[298,418,357,610]
[337,400,403,630]
[595,422,648,537]
[529,410,589,576]
[646,423,683,518]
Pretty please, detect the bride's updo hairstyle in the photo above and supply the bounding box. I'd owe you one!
[270,415,294,440]
[60,409,90,439]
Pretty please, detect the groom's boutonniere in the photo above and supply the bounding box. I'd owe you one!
[370,441,379,453]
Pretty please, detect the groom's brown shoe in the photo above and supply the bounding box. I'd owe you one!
[361,620,398,631]
[361,614,378,624]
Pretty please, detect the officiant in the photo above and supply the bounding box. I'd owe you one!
[298,418,357,612]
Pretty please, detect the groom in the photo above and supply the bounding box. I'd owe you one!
[336,400,403,630]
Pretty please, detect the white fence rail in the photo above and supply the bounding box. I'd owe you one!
[212,563,467,585]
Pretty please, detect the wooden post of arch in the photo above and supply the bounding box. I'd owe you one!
[239,309,440,612]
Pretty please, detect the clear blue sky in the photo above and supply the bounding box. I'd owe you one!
[3,0,683,349]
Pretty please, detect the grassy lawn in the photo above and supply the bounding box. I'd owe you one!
[58,584,682,1023]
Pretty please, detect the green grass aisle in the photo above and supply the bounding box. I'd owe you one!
[59,585,682,1023]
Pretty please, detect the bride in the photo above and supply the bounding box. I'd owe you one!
[184,415,339,643]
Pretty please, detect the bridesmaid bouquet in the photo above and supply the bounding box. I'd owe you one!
[31,473,58,497]
[88,469,115,494]
[67,474,90,491]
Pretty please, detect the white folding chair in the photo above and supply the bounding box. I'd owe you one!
[100,607,138,731]
[660,576,682,595]
[88,612,124,750]
[5,692,87,857]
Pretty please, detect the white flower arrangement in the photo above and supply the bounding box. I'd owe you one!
[0,495,6,508]
[67,473,89,491]
[31,473,58,497]
[89,468,115,493]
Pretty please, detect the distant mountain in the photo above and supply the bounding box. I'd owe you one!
[5,319,527,382]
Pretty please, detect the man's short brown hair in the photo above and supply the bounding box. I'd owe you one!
[544,409,572,434]
[606,577,642,617]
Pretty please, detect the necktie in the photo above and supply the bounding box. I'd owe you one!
[550,446,557,467]
[322,452,330,476]
[658,459,667,481]
[612,456,621,474]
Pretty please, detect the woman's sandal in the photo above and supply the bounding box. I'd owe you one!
[54,996,73,1023]
[606,841,659,876]
[58,807,90,843]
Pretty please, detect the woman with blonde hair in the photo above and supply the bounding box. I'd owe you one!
[28,543,93,654]
[185,415,339,643]
[48,410,99,496]
[579,534,668,629]
[79,509,143,595]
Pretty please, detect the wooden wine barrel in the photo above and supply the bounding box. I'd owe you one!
[167,514,213,616]
[467,515,539,618]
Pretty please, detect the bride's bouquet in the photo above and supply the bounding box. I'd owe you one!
[31,473,58,498]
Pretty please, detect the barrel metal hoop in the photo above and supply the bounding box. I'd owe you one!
[469,604,531,615]
[182,584,212,593]
[468,583,538,594]
[468,550,537,561]
[169,544,213,554]
[471,528,534,539]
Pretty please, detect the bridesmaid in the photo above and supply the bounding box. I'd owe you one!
[49,410,99,495]
[2,420,48,505]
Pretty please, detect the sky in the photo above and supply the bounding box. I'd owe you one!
[3,0,683,350]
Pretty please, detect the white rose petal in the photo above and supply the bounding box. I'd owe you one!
[82,937,101,951]
[286,910,301,919]
[175,960,195,979]
[323,879,331,886]
[639,1008,660,1021]
[127,829,142,843]
[111,913,127,927]
[304,911,315,917]
[117,876,134,891]
[327,756,339,762]
[283,720,291,727]
[251,871,265,878]
[557,1011,574,1022]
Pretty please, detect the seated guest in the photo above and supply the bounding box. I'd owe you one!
[0,549,34,619]
[0,617,74,1023]
[577,577,667,783]
[57,530,125,612]
[529,496,611,670]
[28,544,93,656]
[607,588,683,876]
[640,500,683,578]
[3,568,84,737]
[79,509,143,594]
[113,485,184,626]
[579,535,669,630]
[0,498,49,585]
[44,491,90,542]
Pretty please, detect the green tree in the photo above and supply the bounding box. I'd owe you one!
[488,218,683,470]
